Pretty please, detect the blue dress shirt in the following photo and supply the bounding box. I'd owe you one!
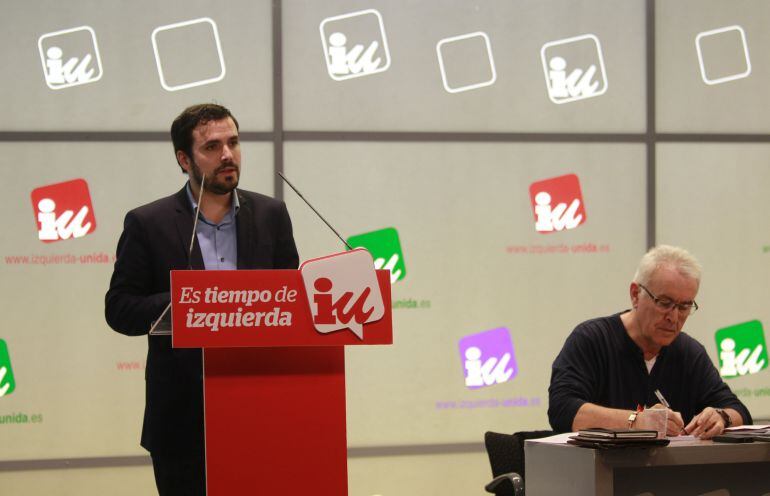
[186,183,239,270]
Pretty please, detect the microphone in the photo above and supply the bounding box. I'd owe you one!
[186,174,206,270]
[149,174,206,336]
[277,171,353,251]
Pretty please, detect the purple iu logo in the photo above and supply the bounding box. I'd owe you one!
[458,327,518,389]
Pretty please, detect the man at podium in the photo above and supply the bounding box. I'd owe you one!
[105,103,299,495]
[548,245,751,439]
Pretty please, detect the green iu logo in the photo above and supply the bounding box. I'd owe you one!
[0,340,16,397]
[715,320,768,379]
[347,227,406,284]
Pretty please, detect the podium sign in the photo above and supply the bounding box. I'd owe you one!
[170,271,392,348]
[169,250,392,495]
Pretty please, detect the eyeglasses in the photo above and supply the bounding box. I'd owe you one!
[638,284,698,315]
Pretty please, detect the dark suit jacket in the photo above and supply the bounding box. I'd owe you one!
[105,186,299,455]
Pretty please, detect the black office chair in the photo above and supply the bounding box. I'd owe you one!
[483,430,554,496]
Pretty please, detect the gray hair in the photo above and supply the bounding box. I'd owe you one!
[633,245,702,286]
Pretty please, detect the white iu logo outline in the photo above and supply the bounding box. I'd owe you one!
[38,26,103,90]
[540,33,608,104]
[151,17,227,92]
[319,9,392,81]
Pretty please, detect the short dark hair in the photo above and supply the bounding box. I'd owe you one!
[170,103,240,172]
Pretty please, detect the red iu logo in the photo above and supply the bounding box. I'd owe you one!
[30,178,96,243]
[313,277,374,326]
[528,173,586,234]
[301,249,385,340]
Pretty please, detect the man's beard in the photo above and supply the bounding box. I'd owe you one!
[189,158,239,195]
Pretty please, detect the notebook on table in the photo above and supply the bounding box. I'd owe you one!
[578,428,658,439]
[569,428,668,448]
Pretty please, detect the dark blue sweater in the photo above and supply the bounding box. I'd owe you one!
[548,312,752,433]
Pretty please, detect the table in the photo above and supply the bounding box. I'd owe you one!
[525,434,770,495]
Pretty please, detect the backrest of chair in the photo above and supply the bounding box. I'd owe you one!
[484,431,520,496]
[485,430,554,480]
[484,431,519,478]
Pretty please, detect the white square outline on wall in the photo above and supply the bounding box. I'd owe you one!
[319,9,391,82]
[151,17,226,92]
[695,25,751,85]
[436,32,496,94]
[37,26,103,90]
[540,33,608,104]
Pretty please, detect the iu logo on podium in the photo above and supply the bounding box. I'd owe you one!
[301,249,385,340]
[30,178,96,243]
[529,173,587,234]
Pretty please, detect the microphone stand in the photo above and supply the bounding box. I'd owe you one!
[277,171,353,251]
[149,174,206,335]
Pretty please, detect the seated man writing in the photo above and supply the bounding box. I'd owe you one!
[548,245,751,439]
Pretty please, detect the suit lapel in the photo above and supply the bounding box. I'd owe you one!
[236,190,255,269]
[173,187,205,269]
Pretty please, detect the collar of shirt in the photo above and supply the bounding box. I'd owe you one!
[185,181,240,221]
[617,310,670,363]
[185,182,240,270]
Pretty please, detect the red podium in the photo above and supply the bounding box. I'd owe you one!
[169,250,392,495]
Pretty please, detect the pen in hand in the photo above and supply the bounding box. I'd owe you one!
[654,389,688,435]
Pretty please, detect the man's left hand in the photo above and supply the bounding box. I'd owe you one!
[685,407,725,439]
